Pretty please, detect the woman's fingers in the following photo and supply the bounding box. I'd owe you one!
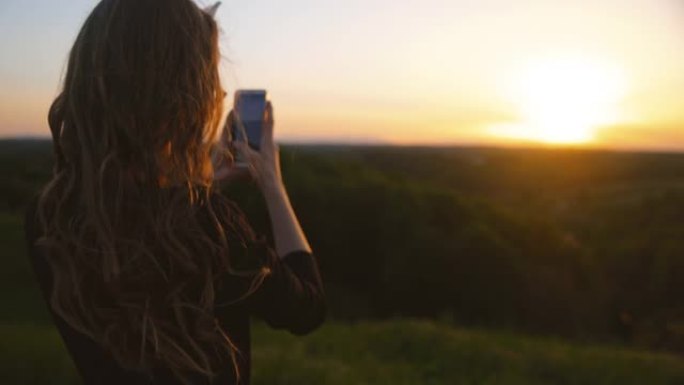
[221,110,234,143]
[229,102,280,189]
[233,140,260,164]
[261,101,274,149]
[214,164,250,183]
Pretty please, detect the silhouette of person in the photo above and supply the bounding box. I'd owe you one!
[24,1,325,384]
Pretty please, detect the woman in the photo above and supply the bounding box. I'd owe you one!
[22,1,326,384]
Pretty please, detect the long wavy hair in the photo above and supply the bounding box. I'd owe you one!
[33,0,269,383]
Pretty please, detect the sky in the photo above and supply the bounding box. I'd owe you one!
[1,0,683,151]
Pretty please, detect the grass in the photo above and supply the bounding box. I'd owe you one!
[1,323,79,385]
[251,319,684,385]
[3,144,684,384]
[3,204,684,384]
[2,319,683,385]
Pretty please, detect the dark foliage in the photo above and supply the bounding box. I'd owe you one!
[4,140,683,353]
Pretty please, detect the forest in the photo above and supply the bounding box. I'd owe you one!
[1,139,683,384]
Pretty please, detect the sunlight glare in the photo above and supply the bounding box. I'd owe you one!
[491,56,628,144]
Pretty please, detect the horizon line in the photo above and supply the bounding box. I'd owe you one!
[2,135,684,156]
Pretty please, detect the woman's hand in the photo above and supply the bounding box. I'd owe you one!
[212,111,250,184]
[230,101,312,256]
[232,102,283,192]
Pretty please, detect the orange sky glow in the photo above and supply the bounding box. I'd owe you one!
[1,0,683,151]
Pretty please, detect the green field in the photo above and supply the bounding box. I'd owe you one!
[3,319,684,385]
[2,139,684,384]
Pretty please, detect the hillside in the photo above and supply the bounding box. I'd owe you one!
[2,139,683,379]
[2,320,683,385]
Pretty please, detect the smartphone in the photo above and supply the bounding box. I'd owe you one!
[232,90,268,152]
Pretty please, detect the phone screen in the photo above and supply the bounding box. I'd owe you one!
[233,91,267,151]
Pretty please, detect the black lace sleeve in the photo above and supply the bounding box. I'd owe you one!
[208,193,326,336]
[244,243,326,335]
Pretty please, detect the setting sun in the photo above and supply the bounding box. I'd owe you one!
[1,0,683,151]
[491,56,629,145]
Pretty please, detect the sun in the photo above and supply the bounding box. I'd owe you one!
[491,55,627,144]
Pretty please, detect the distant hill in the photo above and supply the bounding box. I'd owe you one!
[2,139,683,354]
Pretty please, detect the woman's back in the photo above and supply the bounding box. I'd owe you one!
[26,1,326,382]
[25,188,325,384]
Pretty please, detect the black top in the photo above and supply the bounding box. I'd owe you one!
[23,192,326,385]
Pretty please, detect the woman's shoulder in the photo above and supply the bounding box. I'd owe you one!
[202,190,246,224]
[200,190,273,273]
[197,189,259,242]
[203,189,242,215]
